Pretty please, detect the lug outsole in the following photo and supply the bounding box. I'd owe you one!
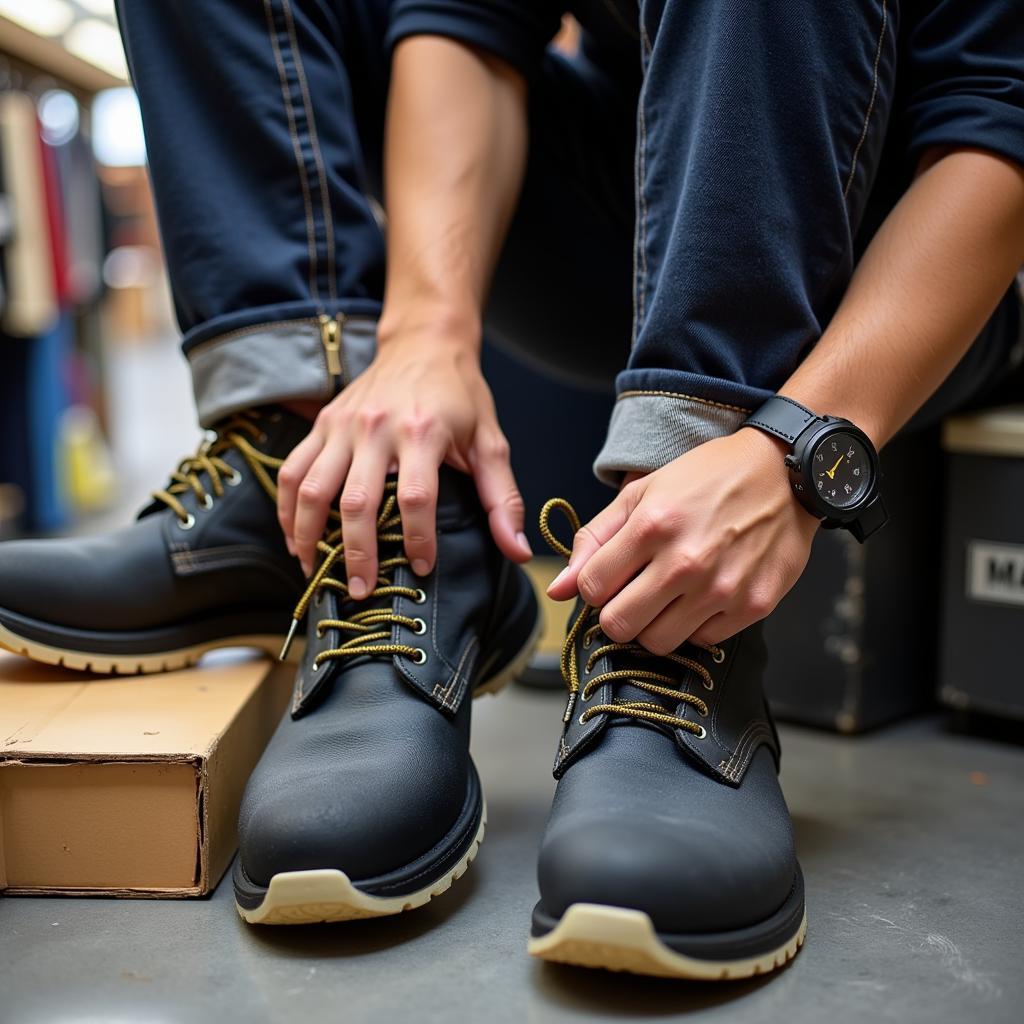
[238,811,487,925]
[0,620,305,675]
[528,904,807,980]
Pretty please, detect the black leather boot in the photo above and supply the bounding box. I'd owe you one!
[527,499,805,980]
[0,407,309,673]
[233,469,539,925]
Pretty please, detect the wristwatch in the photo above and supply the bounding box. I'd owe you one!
[743,395,888,543]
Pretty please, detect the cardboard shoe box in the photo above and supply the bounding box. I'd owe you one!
[0,654,293,897]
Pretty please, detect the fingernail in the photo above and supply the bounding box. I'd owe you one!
[516,532,533,557]
[286,539,296,556]
[548,566,569,591]
[412,558,430,576]
[348,576,367,599]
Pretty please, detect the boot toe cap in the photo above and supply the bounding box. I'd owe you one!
[537,748,797,935]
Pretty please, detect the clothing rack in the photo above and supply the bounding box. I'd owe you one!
[0,46,114,535]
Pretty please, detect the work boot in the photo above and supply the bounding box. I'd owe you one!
[527,499,805,980]
[0,407,309,673]
[233,469,539,925]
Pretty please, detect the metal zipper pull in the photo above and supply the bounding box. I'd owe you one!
[319,313,343,381]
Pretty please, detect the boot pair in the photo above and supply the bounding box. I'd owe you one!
[0,406,804,980]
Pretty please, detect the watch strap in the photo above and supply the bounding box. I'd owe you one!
[743,395,821,444]
[847,494,888,543]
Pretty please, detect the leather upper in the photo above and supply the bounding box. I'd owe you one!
[238,466,538,886]
[537,618,798,935]
[0,408,307,631]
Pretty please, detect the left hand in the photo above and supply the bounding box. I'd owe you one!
[546,428,821,652]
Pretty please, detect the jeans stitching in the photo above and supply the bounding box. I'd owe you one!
[632,24,654,347]
[843,0,888,200]
[616,389,752,414]
[262,0,320,300]
[280,0,337,302]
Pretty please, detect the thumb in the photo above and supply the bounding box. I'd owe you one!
[547,482,639,600]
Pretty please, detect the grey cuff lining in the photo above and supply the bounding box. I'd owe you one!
[593,392,749,486]
[188,316,378,426]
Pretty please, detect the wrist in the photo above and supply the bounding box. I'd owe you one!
[377,304,482,353]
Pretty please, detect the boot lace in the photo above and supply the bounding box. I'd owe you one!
[539,498,724,737]
[279,481,429,672]
[151,411,283,526]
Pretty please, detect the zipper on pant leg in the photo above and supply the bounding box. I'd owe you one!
[319,312,347,391]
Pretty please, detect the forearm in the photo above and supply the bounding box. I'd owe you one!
[780,148,1024,446]
[378,36,528,350]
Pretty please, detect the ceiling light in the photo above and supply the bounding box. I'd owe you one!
[0,0,75,37]
[63,17,128,79]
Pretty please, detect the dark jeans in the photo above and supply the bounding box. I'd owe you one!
[115,0,1021,483]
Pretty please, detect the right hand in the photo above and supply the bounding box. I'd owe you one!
[276,329,531,593]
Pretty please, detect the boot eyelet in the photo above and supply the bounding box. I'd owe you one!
[711,647,725,664]
[582,635,592,650]
[703,679,715,691]
[698,705,709,717]
[178,514,196,531]
[226,469,243,487]
[411,617,427,635]
[694,725,707,739]
[311,660,321,673]
[412,648,427,665]
[577,713,589,727]
[412,588,427,605]
[200,494,214,511]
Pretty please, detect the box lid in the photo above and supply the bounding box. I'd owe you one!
[943,406,1024,458]
[0,654,275,760]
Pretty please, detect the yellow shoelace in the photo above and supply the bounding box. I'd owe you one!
[538,498,723,736]
[151,412,283,525]
[279,481,429,672]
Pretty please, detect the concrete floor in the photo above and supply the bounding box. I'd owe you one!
[3,682,1023,1024]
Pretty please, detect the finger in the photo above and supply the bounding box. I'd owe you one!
[689,610,741,649]
[597,559,697,645]
[635,592,720,656]
[340,441,390,600]
[690,581,779,647]
[292,434,352,575]
[469,429,531,563]
[276,428,323,556]
[396,441,444,575]
[548,481,644,601]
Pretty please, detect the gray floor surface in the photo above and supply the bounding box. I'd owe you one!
[3,683,1023,1024]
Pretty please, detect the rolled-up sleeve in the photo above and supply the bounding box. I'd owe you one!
[904,1,1024,167]
[386,1,562,81]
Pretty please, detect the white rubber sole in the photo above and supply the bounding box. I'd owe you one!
[238,809,486,925]
[528,904,807,980]
[0,620,304,675]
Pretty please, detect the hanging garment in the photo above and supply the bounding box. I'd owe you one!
[0,92,57,337]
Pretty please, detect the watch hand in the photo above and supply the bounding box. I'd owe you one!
[826,455,844,479]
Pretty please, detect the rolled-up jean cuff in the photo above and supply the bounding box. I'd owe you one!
[593,390,752,487]
[186,311,380,427]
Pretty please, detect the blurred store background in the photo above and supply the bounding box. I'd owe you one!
[0,0,195,540]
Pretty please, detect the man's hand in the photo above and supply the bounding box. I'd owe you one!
[277,330,530,589]
[547,429,819,652]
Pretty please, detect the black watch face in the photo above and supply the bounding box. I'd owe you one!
[812,431,872,509]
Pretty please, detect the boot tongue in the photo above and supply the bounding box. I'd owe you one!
[435,465,484,525]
